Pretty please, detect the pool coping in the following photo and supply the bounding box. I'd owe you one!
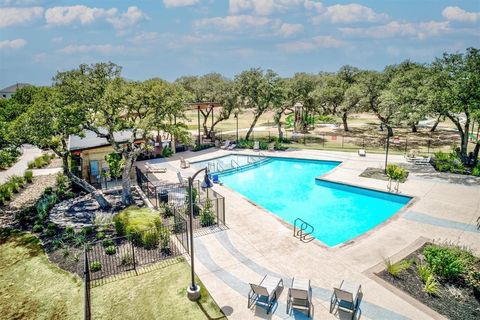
[211,153,418,250]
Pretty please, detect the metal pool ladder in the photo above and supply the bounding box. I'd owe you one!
[231,159,239,170]
[293,218,315,243]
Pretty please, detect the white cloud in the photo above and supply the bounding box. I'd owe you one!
[167,33,230,48]
[278,23,303,37]
[229,0,303,16]
[442,6,480,23]
[106,6,147,29]
[57,44,128,55]
[304,0,322,12]
[45,5,117,26]
[340,20,451,40]
[194,15,272,31]
[51,36,63,43]
[0,38,27,49]
[0,6,43,28]
[129,31,160,44]
[311,3,388,24]
[279,35,343,52]
[163,0,199,8]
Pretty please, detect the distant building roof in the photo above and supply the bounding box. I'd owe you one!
[0,83,31,93]
[68,129,141,152]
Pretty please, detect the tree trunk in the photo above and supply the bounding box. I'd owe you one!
[430,116,441,132]
[121,154,135,206]
[245,114,262,141]
[473,142,479,166]
[411,124,417,133]
[386,125,393,137]
[445,113,469,159]
[342,112,349,132]
[61,154,111,210]
[277,123,283,141]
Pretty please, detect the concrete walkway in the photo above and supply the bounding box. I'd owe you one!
[138,148,480,320]
[0,145,42,184]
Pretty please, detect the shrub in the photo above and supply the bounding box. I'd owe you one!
[105,245,116,255]
[200,198,216,227]
[105,153,124,178]
[102,239,115,247]
[142,230,159,249]
[90,261,102,272]
[433,151,466,174]
[24,170,33,183]
[418,263,433,283]
[472,164,480,177]
[96,232,106,240]
[56,173,69,195]
[424,244,466,279]
[32,224,43,233]
[160,228,171,254]
[162,146,173,157]
[192,143,214,152]
[121,253,134,265]
[384,258,412,278]
[0,147,20,169]
[94,213,113,226]
[9,176,25,188]
[160,203,173,218]
[73,234,86,247]
[236,139,254,149]
[0,184,13,205]
[35,193,58,222]
[386,164,408,182]
[27,161,34,169]
[423,275,439,296]
[81,226,94,235]
[113,206,161,236]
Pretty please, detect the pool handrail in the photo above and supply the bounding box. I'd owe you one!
[231,159,239,169]
[293,218,315,243]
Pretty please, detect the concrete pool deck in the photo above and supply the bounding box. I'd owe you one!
[137,148,480,320]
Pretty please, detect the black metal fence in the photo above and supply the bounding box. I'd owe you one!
[135,166,226,229]
[83,220,188,319]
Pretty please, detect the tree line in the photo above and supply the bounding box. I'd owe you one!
[0,47,478,207]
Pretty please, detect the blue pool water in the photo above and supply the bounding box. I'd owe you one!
[216,157,411,247]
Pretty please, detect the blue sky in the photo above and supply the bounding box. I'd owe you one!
[0,0,479,88]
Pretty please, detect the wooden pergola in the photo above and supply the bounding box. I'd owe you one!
[189,102,222,145]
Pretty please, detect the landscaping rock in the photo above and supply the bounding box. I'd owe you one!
[49,189,144,229]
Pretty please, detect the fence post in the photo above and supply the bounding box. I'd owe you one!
[84,248,91,320]
[427,140,431,155]
[405,137,408,154]
[322,134,325,148]
[131,240,137,275]
[342,135,344,148]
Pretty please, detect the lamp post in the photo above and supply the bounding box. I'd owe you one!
[186,167,213,301]
[384,129,391,174]
[234,112,239,144]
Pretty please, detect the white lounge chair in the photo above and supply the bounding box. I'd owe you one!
[145,163,167,173]
[268,142,275,152]
[287,277,313,317]
[253,141,260,151]
[330,280,362,319]
[358,149,366,157]
[414,156,431,165]
[227,143,236,150]
[220,140,231,149]
[248,275,283,314]
[177,171,188,185]
[180,157,190,169]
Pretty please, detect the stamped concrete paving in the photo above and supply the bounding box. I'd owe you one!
[138,148,480,320]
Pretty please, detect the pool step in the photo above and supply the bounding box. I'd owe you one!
[215,157,273,176]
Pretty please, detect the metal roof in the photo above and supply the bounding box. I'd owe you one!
[0,83,31,93]
[68,129,139,151]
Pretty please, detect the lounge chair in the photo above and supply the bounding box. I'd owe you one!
[248,275,284,314]
[253,141,260,151]
[414,156,431,165]
[177,171,188,185]
[220,140,231,149]
[145,163,167,173]
[180,157,190,169]
[227,143,236,150]
[287,277,313,317]
[330,280,362,319]
[358,149,366,157]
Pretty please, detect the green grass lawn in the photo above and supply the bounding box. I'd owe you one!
[0,232,225,320]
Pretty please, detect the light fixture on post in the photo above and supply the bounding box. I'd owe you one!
[186,167,213,301]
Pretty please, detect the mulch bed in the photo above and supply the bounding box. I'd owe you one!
[377,244,480,320]
[359,167,409,182]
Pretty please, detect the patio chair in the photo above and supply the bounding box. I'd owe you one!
[227,143,236,150]
[330,280,362,320]
[212,174,220,184]
[248,275,284,314]
[287,277,313,318]
[253,141,260,151]
[358,149,366,157]
[220,140,231,149]
[180,157,190,169]
[414,156,431,165]
[268,142,275,152]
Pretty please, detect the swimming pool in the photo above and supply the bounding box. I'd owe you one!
[215,156,411,247]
